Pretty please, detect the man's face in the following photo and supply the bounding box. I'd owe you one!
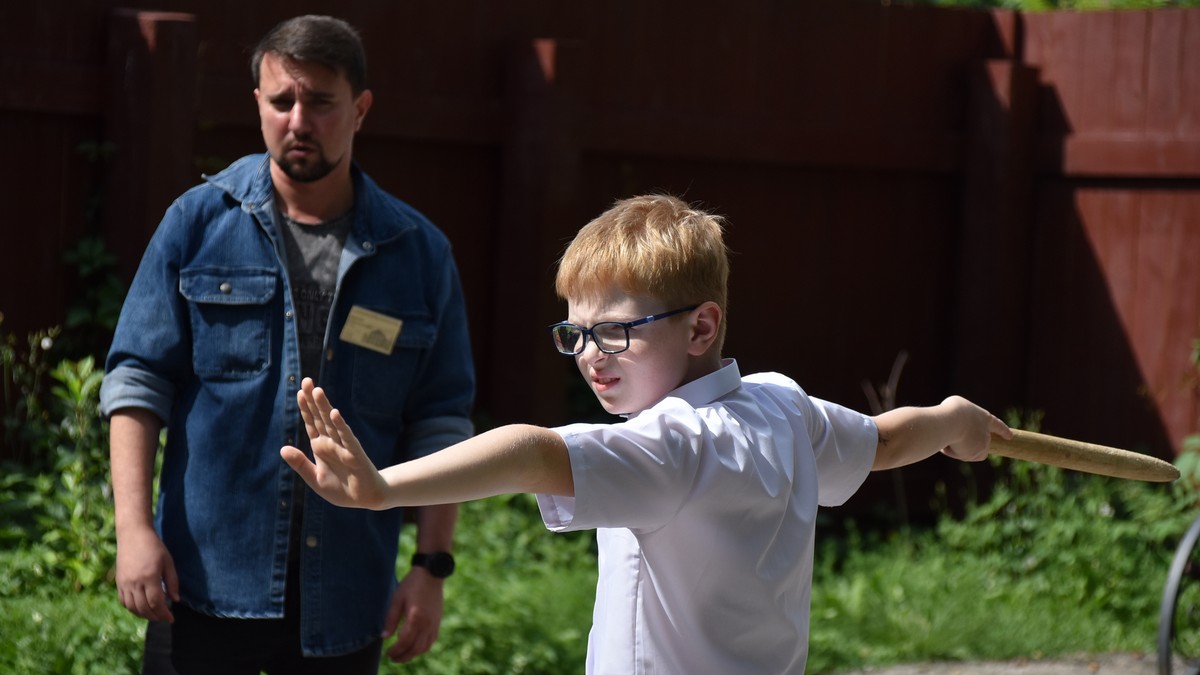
[566,290,695,416]
[254,52,371,184]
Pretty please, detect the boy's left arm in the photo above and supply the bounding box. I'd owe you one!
[871,395,1012,471]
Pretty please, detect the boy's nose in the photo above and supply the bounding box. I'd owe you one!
[579,338,607,362]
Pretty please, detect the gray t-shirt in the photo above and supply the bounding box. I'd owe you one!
[276,204,352,590]
[277,207,352,379]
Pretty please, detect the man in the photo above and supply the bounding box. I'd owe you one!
[100,15,475,674]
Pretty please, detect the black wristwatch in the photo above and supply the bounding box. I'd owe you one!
[412,551,455,579]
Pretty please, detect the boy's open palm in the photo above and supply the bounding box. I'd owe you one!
[281,378,389,510]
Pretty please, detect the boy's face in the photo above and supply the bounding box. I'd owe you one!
[566,289,695,416]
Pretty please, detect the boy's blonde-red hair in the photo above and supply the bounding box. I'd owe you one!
[556,194,730,349]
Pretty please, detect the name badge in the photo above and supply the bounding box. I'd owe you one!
[339,306,403,356]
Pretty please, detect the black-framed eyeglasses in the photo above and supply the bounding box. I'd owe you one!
[549,305,699,356]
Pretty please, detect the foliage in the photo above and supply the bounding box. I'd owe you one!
[2,237,123,594]
[1176,338,1200,497]
[2,236,125,463]
[0,496,597,675]
[385,495,596,675]
[1,316,61,465]
[0,592,143,675]
[0,355,116,594]
[58,236,127,361]
[807,441,1193,673]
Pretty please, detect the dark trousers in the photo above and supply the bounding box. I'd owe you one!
[141,576,381,675]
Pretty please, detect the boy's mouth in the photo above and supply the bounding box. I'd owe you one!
[592,375,618,392]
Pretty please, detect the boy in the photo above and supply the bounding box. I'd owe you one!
[282,194,1011,674]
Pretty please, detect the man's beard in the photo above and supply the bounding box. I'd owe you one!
[275,153,337,183]
[273,139,341,183]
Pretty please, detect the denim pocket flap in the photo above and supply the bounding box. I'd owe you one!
[180,268,277,305]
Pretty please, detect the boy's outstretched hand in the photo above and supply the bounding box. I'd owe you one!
[281,378,389,510]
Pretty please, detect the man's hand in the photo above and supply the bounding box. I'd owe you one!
[281,378,389,510]
[382,568,445,662]
[115,524,179,623]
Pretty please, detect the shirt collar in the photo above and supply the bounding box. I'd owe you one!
[664,358,742,409]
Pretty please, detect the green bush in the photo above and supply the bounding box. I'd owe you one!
[807,448,1193,673]
[387,495,595,675]
[0,353,116,595]
[0,592,143,675]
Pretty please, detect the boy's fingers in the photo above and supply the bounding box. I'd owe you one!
[990,415,1014,440]
[311,386,339,442]
[281,445,318,485]
[311,386,348,448]
[297,388,320,440]
[328,407,360,456]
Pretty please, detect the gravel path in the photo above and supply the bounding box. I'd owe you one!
[832,652,1165,675]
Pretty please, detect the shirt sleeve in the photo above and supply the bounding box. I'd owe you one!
[808,397,878,507]
[537,402,704,533]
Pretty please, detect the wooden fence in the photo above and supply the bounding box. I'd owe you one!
[3,1,1198,512]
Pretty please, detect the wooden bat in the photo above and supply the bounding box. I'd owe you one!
[989,429,1179,482]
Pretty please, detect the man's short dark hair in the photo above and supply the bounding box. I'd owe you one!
[251,15,367,94]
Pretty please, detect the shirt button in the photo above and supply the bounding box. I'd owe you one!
[288,375,296,384]
[280,499,288,509]
[219,282,232,294]
[362,241,374,252]
[285,310,293,319]
[306,536,319,548]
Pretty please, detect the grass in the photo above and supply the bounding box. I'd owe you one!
[808,535,1159,673]
[0,591,144,674]
[806,455,1193,673]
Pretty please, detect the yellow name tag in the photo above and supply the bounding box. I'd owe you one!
[339,306,403,355]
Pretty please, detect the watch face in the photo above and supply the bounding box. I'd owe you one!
[416,552,455,578]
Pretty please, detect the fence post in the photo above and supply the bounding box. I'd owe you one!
[104,10,197,284]
[952,54,1039,411]
[488,39,583,426]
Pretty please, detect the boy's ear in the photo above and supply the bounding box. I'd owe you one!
[687,301,722,356]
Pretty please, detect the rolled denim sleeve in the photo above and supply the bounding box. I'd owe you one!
[99,365,175,423]
[398,244,476,461]
[100,200,192,422]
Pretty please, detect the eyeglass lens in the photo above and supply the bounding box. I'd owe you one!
[551,322,631,355]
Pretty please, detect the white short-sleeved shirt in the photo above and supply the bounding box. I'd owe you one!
[537,359,877,675]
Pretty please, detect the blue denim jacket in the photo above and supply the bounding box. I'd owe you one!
[100,154,475,656]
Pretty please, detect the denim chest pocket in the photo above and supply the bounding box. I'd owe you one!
[180,267,278,379]
[349,312,436,420]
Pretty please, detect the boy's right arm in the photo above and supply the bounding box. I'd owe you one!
[110,407,179,623]
[871,395,1011,470]
[281,379,574,511]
